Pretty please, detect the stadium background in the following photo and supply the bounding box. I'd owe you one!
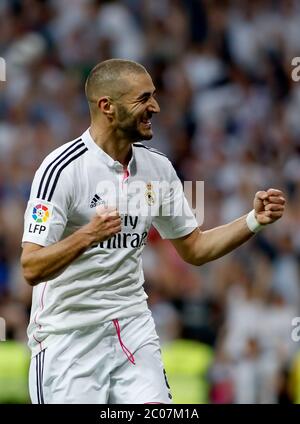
[0,0,299,404]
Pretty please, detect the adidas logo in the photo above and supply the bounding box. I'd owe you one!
[89,194,105,208]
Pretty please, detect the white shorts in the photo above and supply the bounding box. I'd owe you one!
[28,310,172,404]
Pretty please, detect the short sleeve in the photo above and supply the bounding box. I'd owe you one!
[152,163,198,239]
[22,162,72,247]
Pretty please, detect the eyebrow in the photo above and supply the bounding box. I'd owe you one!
[136,89,156,100]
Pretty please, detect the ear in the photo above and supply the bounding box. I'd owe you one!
[97,97,115,119]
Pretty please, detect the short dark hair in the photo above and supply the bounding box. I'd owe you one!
[85,58,147,103]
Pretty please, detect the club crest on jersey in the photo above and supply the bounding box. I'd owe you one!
[145,182,155,206]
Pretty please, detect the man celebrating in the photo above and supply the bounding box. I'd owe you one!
[21,59,285,404]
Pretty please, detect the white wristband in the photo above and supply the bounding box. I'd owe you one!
[246,210,264,233]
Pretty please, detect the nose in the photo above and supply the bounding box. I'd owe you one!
[148,97,160,114]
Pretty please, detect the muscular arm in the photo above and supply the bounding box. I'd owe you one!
[172,214,253,266]
[171,189,286,266]
[21,207,121,286]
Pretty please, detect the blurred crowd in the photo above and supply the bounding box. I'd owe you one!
[0,0,300,403]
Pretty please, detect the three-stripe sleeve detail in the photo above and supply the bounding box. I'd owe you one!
[47,147,88,202]
[36,138,88,201]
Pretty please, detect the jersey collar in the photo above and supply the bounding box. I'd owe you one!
[82,128,136,175]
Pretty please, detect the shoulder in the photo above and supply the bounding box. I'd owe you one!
[133,142,170,165]
[133,142,167,158]
[34,136,88,201]
[38,137,88,172]
[133,142,178,180]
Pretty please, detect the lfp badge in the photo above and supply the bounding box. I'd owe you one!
[32,204,50,223]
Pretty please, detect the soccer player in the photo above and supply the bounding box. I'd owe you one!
[21,59,285,404]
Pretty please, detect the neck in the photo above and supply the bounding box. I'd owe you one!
[89,124,132,167]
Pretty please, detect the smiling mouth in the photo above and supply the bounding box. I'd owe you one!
[141,118,152,128]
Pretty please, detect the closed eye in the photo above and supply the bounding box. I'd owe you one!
[137,90,157,103]
[139,96,149,103]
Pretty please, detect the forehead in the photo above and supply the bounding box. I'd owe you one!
[123,72,155,97]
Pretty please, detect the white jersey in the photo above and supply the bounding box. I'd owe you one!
[22,128,198,356]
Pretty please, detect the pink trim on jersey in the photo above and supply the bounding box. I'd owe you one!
[40,282,47,309]
[33,282,48,352]
[33,334,43,352]
[112,319,135,365]
[122,167,129,189]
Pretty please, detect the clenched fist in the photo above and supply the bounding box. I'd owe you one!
[254,189,286,225]
[81,205,122,245]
